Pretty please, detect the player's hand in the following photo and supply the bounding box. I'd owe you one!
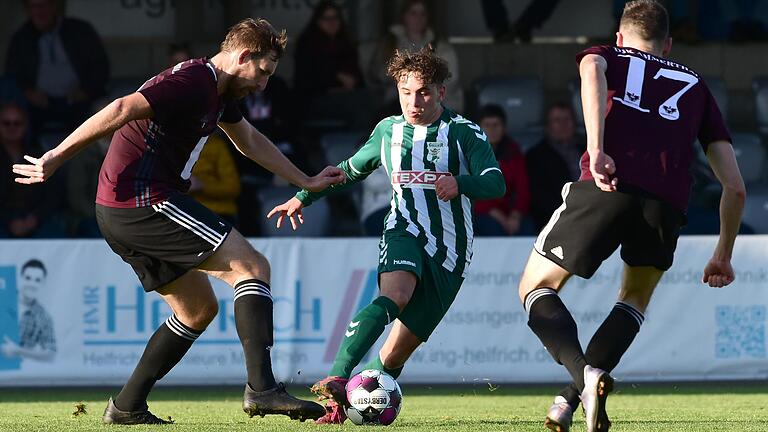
[702,258,735,288]
[589,150,617,192]
[12,150,62,184]
[303,166,346,192]
[435,176,459,201]
[267,197,305,230]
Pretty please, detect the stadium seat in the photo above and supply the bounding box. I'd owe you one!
[258,186,330,237]
[754,77,768,134]
[703,76,728,122]
[320,131,366,166]
[731,132,765,184]
[473,76,543,134]
[741,184,768,234]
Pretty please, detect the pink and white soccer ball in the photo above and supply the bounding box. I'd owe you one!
[345,369,403,425]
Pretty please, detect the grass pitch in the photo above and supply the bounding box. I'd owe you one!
[1,383,766,431]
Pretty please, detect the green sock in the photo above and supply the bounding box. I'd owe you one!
[363,354,404,379]
[329,296,400,378]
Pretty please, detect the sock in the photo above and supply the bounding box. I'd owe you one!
[234,279,277,392]
[525,288,587,391]
[560,301,645,409]
[363,354,404,379]
[114,314,202,411]
[329,296,400,379]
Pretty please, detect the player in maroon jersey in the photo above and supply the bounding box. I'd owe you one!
[12,18,341,424]
[516,2,746,431]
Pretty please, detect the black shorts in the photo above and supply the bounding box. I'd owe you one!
[534,180,685,278]
[96,193,232,292]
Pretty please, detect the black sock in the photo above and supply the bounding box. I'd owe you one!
[525,288,587,391]
[114,314,202,411]
[560,301,645,409]
[234,279,277,392]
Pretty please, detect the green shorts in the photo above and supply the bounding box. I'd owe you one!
[378,230,465,341]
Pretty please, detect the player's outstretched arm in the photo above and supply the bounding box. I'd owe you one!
[266,197,305,231]
[12,92,153,184]
[702,140,746,288]
[219,119,344,192]
[580,53,617,192]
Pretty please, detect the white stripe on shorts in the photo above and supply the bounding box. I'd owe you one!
[152,201,225,247]
[534,182,572,255]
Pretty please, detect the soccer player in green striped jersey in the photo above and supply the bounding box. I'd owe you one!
[268,46,506,424]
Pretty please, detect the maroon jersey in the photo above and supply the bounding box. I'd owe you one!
[575,45,731,211]
[96,58,242,208]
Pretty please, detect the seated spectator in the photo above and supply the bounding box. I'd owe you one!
[526,102,585,231]
[189,131,242,226]
[294,0,369,129]
[237,75,313,236]
[368,0,464,114]
[473,105,531,236]
[5,0,109,143]
[0,102,66,238]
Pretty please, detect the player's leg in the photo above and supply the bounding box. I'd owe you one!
[363,319,421,379]
[105,271,217,424]
[522,181,627,432]
[556,265,663,419]
[196,228,324,421]
[310,270,415,424]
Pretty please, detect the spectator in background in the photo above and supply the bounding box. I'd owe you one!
[526,102,585,231]
[188,131,242,226]
[294,0,368,128]
[474,104,530,236]
[481,0,562,42]
[5,0,109,145]
[368,0,464,114]
[0,103,65,238]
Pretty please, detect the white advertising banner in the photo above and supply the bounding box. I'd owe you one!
[0,237,766,386]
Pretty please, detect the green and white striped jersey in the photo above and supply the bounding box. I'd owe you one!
[297,107,505,277]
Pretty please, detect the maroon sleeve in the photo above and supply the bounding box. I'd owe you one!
[697,84,732,153]
[575,45,613,67]
[220,99,243,124]
[139,68,208,122]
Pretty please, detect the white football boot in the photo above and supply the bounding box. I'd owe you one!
[580,365,614,432]
[544,395,573,432]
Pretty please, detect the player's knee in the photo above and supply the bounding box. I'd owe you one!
[384,289,410,311]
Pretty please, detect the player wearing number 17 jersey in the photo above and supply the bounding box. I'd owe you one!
[268,46,505,424]
[516,1,746,432]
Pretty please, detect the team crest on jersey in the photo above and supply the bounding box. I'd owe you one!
[426,141,445,163]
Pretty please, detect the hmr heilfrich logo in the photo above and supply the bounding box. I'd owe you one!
[323,269,379,363]
[715,305,766,359]
[0,260,58,370]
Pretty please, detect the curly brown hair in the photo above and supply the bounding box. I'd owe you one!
[221,18,288,61]
[386,46,451,86]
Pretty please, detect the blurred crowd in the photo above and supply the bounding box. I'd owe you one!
[1,0,765,239]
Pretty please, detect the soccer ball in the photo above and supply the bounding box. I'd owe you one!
[345,369,402,425]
